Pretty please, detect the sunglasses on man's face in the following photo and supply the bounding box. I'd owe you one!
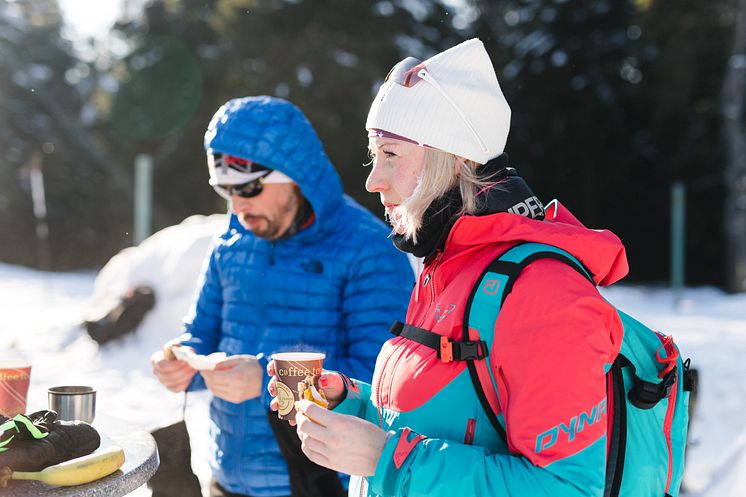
[213,178,265,200]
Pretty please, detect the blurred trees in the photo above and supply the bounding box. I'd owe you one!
[1,0,463,269]
[722,0,746,292]
[104,0,462,233]
[0,0,744,289]
[0,0,130,269]
[469,0,734,284]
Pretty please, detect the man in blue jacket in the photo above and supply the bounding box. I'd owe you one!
[151,96,414,497]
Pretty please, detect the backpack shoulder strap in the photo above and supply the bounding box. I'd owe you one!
[463,242,595,442]
[464,243,631,497]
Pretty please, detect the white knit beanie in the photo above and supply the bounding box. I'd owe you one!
[366,39,510,165]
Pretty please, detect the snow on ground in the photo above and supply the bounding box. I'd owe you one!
[1,214,745,496]
[0,214,224,496]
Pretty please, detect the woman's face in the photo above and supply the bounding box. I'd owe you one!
[366,137,426,233]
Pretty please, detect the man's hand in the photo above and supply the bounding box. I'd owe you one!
[294,399,387,476]
[151,347,197,392]
[201,355,263,403]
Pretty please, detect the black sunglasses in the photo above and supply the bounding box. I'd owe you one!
[213,178,265,199]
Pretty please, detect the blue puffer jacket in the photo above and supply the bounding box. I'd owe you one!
[180,96,414,497]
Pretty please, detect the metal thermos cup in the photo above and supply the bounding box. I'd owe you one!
[48,386,96,423]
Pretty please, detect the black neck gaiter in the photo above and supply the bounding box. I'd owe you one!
[392,154,544,260]
[391,185,462,259]
[280,197,314,240]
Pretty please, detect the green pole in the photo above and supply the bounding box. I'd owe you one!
[671,181,686,307]
[134,154,153,245]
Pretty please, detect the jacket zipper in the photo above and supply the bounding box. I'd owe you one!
[380,252,445,419]
[269,241,276,266]
[663,379,677,494]
[375,347,398,429]
[426,251,443,303]
[414,259,423,302]
[376,253,443,429]
[658,336,678,494]
[464,418,477,445]
[496,367,508,421]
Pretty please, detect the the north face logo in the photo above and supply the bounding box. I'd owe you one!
[301,260,323,274]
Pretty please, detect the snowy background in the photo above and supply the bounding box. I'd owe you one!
[1,214,745,496]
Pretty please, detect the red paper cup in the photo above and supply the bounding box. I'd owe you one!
[271,352,325,420]
[0,361,32,418]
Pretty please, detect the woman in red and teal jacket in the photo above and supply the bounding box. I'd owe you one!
[268,39,629,497]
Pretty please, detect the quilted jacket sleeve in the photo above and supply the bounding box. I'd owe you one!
[179,241,224,392]
[322,236,413,384]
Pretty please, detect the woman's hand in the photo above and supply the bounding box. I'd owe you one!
[266,360,347,424]
[294,399,387,476]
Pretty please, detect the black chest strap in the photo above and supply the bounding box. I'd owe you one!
[389,321,489,363]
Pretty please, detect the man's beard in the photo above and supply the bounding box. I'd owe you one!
[238,213,273,238]
[239,193,300,240]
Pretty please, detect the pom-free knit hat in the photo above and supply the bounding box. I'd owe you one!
[366,38,510,164]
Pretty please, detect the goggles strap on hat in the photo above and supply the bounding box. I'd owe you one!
[415,69,489,154]
[385,57,490,155]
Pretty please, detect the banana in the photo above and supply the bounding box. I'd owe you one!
[302,384,328,409]
[5,445,125,487]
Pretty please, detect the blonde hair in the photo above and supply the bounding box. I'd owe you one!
[388,148,501,243]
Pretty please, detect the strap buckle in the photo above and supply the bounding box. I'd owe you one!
[660,368,677,398]
[628,368,677,410]
[439,336,453,363]
[454,340,489,361]
[439,337,488,363]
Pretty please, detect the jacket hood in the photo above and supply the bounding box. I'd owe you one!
[446,199,628,286]
[204,96,344,231]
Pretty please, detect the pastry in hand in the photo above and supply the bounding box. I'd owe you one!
[162,341,182,360]
[297,376,328,409]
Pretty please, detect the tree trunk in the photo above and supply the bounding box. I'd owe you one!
[722,0,746,292]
